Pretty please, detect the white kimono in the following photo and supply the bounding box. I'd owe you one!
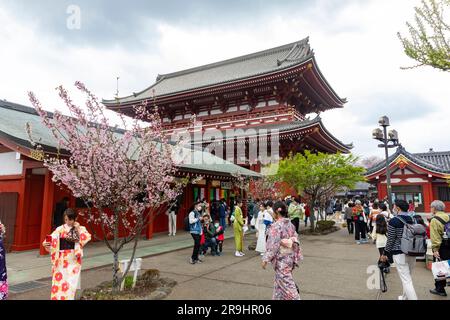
[255,210,267,253]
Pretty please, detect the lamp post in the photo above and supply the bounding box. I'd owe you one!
[372,116,400,211]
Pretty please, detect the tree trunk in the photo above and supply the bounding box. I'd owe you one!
[112,209,120,292]
[112,251,120,292]
[309,200,315,232]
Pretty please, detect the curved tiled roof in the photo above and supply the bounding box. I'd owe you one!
[0,100,259,178]
[366,146,450,176]
[414,151,450,171]
[190,116,352,152]
[103,38,343,106]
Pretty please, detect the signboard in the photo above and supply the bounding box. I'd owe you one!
[221,181,232,190]
[211,180,220,187]
[193,179,206,186]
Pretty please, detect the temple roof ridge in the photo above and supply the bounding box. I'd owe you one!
[365,146,450,176]
[158,37,311,80]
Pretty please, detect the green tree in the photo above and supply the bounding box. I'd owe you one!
[273,151,366,232]
[398,0,450,71]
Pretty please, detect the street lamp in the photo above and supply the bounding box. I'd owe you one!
[372,116,400,211]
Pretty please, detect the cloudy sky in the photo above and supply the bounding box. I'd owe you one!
[0,0,449,159]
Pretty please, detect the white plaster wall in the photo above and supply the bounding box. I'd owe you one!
[0,152,23,176]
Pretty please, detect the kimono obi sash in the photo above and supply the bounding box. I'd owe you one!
[59,238,75,251]
[279,246,294,255]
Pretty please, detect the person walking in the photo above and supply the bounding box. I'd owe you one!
[304,204,311,227]
[288,198,302,234]
[188,202,204,264]
[233,199,245,257]
[167,198,179,237]
[219,198,227,231]
[429,200,449,297]
[42,209,91,300]
[0,220,8,300]
[344,202,355,234]
[251,199,260,230]
[380,199,419,300]
[255,203,268,255]
[333,200,343,222]
[379,203,391,221]
[262,201,302,300]
[353,200,368,244]
[372,215,392,273]
[368,202,381,239]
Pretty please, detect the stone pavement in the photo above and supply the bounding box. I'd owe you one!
[6,227,240,287]
[8,223,449,300]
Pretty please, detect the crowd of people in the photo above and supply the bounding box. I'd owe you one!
[341,197,449,299]
[186,196,307,300]
[0,193,448,301]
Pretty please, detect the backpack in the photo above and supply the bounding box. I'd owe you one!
[184,215,190,232]
[397,216,427,256]
[433,215,450,250]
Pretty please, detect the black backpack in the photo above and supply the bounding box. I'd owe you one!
[184,215,191,232]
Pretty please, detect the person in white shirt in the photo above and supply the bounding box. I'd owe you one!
[255,203,268,255]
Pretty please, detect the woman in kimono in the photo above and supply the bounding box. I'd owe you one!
[0,220,8,300]
[262,201,303,300]
[43,208,91,300]
[255,203,268,255]
[233,199,245,257]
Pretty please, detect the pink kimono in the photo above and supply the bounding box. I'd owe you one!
[262,218,303,300]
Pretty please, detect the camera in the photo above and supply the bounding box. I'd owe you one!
[378,259,390,273]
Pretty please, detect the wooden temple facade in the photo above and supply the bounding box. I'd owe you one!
[366,146,450,213]
[104,38,352,172]
[0,101,258,254]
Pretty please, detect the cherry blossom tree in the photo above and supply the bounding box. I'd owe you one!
[248,176,279,201]
[27,82,186,292]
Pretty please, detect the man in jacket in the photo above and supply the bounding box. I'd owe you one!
[380,199,418,300]
[429,200,449,297]
[189,202,204,264]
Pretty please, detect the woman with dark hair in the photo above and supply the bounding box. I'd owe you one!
[233,199,245,257]
[0,220,8,300]
[42,208,91,300]
[262,201,302,300]
[372,215,392,273]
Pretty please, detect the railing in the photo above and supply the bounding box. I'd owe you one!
[163,106,305,131]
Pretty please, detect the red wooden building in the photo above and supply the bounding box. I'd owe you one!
[0,100,258,254]
[365,146,450,213]
[104,38,352,171]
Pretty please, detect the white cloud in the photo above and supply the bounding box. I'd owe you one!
[0,0,449,158]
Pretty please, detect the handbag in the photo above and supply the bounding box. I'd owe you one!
[431,260,450,281]
[65,227,80,243]
[250,216,256,227]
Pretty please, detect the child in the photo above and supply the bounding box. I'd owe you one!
[214,220,225,255]
[372,215,392,273]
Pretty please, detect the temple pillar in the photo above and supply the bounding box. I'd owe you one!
[39,169,55,255]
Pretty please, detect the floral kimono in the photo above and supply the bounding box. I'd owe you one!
[49,224,91,300]
[0,224,7,300]
[262,218,303,300]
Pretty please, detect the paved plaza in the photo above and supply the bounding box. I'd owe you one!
[7,225,449,300]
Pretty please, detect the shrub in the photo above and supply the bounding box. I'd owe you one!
[124,275,134,290]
